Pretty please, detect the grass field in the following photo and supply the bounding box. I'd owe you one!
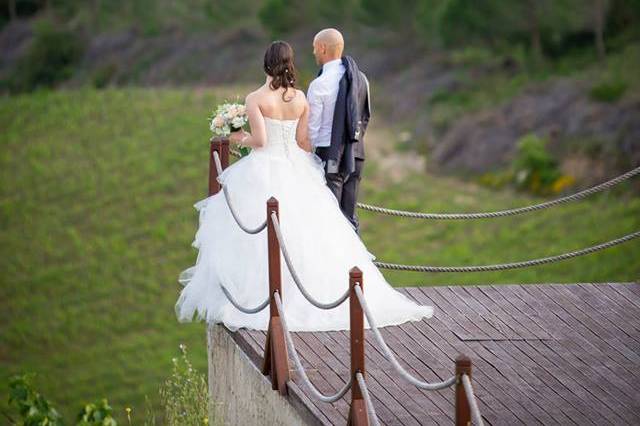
[1,88,638,423]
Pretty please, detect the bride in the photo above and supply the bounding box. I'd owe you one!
[175,41,433,332]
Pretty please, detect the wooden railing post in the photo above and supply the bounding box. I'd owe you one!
[455,354,472,426]
[348,266,369,425]
[261,197,289,395]
[209,137,229,196]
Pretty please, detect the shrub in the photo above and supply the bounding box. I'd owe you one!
[589,80,627,102]
[512,133,562,195]
[10,19,84,92]
[159,343,218,426]
[76,399,118,426]
[258,0,297,38]
[7,373,64,426]
[92,63,119,89]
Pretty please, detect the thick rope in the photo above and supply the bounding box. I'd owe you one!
[220,285,269,314]
[462,374,485,426]
[271,213,350,309]
[357,166,640,219]
[274,292,353,402]
[213,151,267,234]
[355,372,381,426]
[354,285,457,390]
[374,230,640,272]
[229,145,640,221]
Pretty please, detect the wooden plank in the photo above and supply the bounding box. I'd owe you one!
[290,333,351,424]
[451,286,575,425]
[411,287,531,425]
[475,286,595,424]
[523,285,638,387]
[330,328,425,425]
[430,286,562,425]
[502,286,635,424]
[413,287,535,425]
[609,283,640,310]
[486,285,606,425]
[225,284,640,425]
[535,285,640,366]
[589,284,640,327]
[566,284,640,342]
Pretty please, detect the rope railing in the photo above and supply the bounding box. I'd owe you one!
[213,151,267,234]
[357,166,640,219]
[220,284,270,314]
[214,138,637,426]
[270,212,351,309]
[462,373,485,426]
[274,292,354,403]
[355,372,381,426]
[374,230,640,273]
[227,136,640,222]
[216,139,484,426]
[353,285,457,391]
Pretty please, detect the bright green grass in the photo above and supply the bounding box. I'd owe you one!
[1,88,638,423]
[359,171,639,286]
[0,88,220,423]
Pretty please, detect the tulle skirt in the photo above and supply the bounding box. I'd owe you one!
[175,142,433,331]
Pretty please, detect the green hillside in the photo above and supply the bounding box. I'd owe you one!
[1,88,638,423]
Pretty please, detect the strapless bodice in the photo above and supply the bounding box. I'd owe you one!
[264,116,298,145]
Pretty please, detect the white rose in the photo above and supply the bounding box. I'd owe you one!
[213,116,224,128]
[231,116,244,129]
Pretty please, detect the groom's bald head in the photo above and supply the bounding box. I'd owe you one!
[313,28,344,65]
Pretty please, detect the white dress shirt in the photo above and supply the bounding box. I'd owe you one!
[306,58,346,148]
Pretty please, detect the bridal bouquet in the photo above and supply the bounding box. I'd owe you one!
[209,101,250,156]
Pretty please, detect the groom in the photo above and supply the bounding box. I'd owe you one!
[307,28,371,235]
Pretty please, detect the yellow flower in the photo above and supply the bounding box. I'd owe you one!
[551,175,576,193]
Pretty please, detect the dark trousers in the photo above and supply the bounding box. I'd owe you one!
[325,158,364,234]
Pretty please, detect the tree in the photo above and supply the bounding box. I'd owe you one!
[594,0,607,60]
[359,0,420,31]
[8,0,16,20]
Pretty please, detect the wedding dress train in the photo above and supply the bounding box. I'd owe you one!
[175,116,433,331]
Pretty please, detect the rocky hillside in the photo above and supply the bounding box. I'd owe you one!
[431,78,640,184]
[2,17,639,188]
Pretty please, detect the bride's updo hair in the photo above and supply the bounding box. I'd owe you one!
[263,40,298,102]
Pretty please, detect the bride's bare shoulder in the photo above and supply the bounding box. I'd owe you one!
[295,88,307,101]
[244,88,263,105]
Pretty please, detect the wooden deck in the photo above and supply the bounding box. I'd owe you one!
[232,283,640,425]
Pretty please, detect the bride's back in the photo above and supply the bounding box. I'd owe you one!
[253,85,306,121]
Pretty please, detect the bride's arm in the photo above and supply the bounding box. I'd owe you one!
[229,93,267,148]
[296,94,312,152]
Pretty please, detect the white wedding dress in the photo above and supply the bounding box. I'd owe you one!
[175,116,433,331]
